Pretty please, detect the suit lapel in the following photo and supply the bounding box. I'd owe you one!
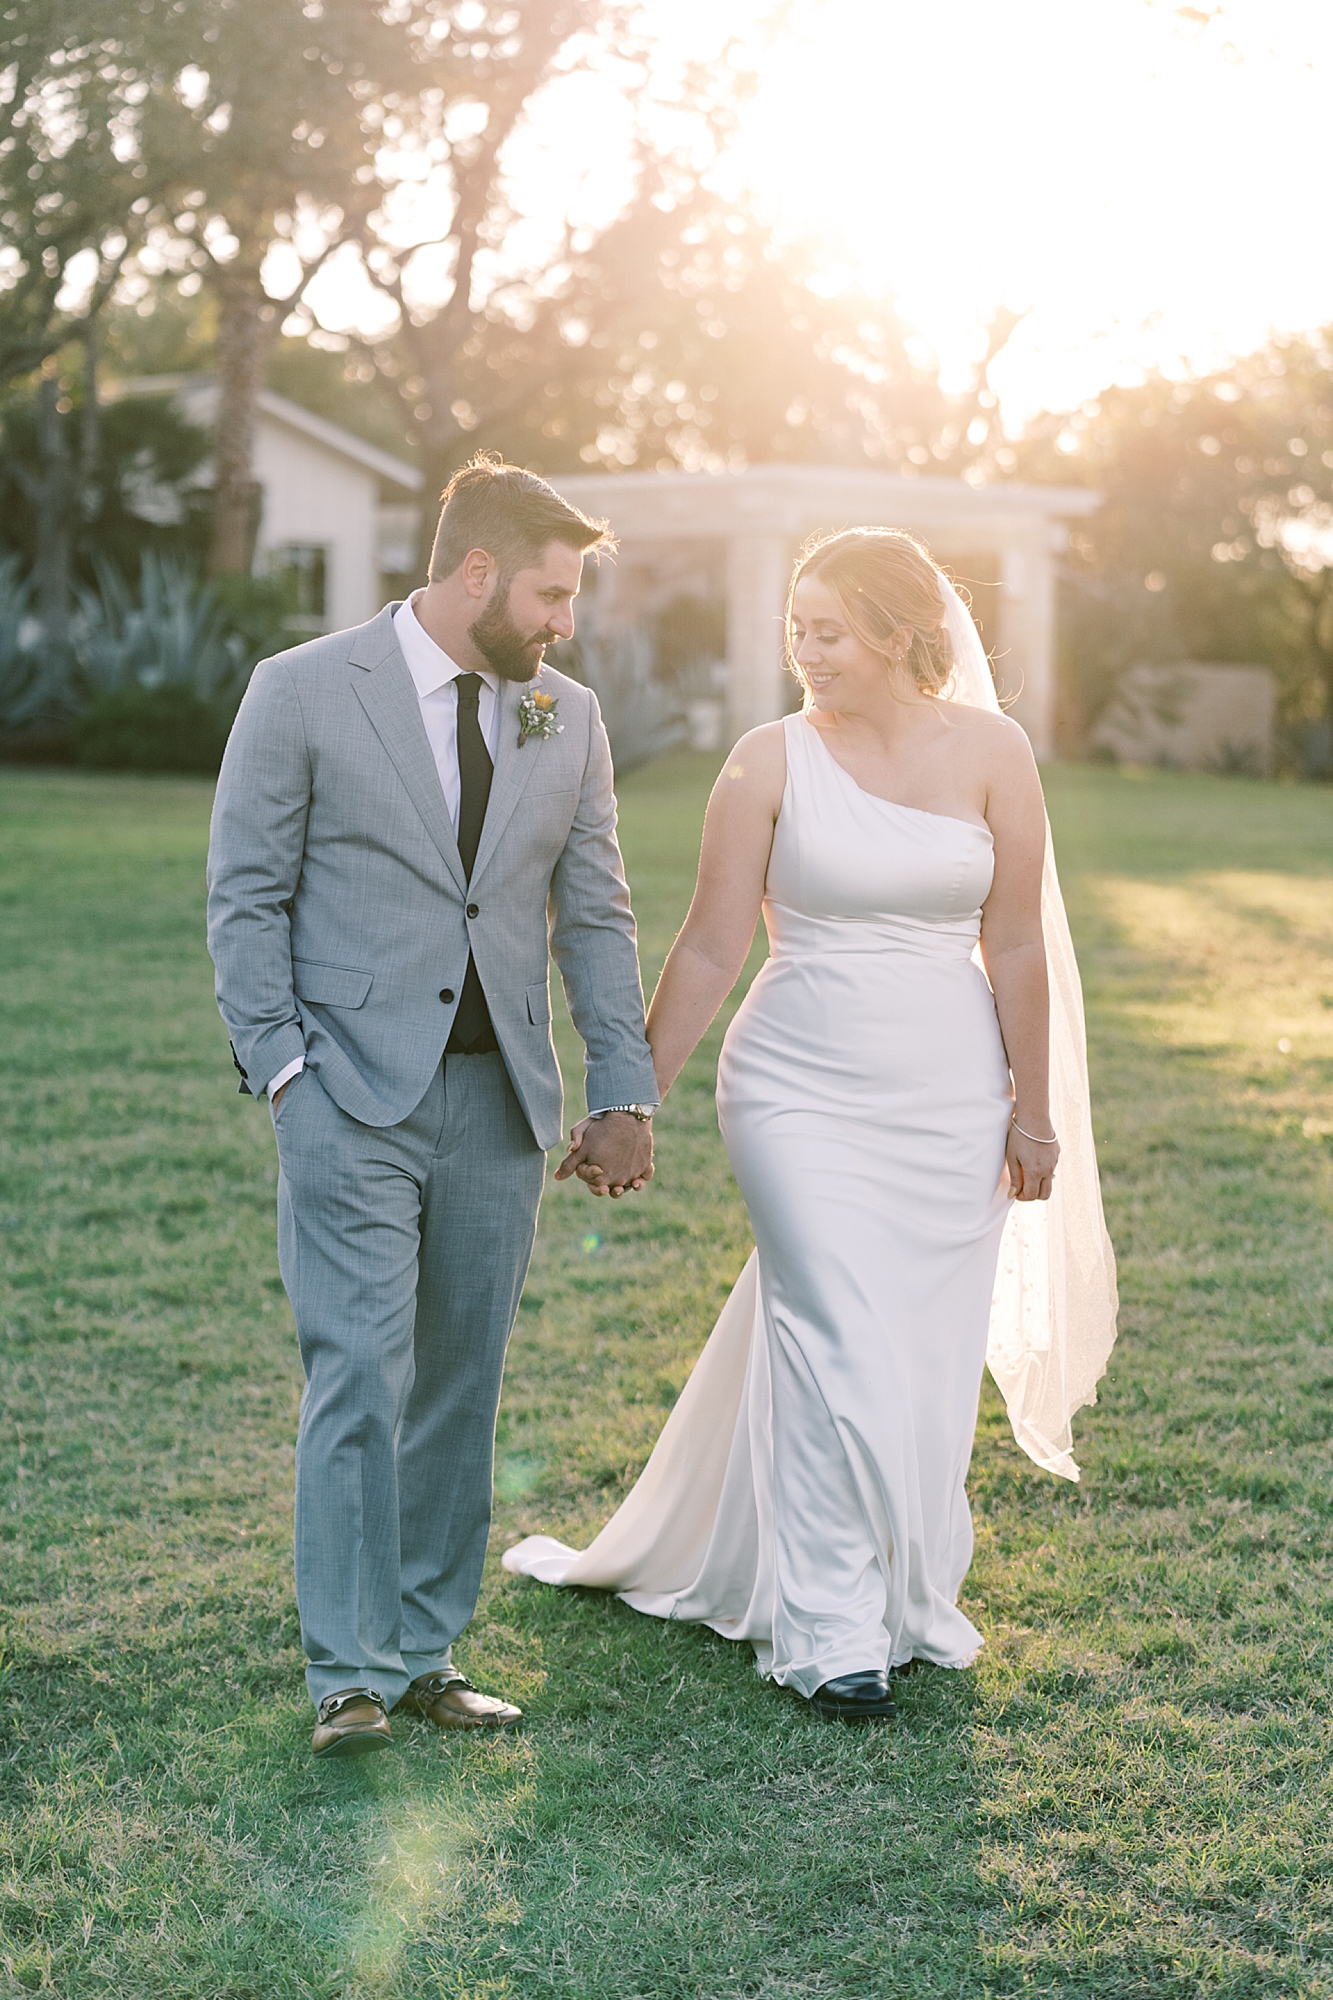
[469,678,543,887]
[349,612,468,897]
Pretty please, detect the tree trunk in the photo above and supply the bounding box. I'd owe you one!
[32,369,76,656]
[79,329,100,517]
[208,271,279,578]
[1295,569,1333,713]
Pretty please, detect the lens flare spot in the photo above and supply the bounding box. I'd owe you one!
[581,1233,600,1255]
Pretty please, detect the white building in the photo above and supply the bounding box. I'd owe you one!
[101,386,1098,756]
[106,375,423,631]
[555,465,1101,760]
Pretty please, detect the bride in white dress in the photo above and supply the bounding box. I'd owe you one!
[506,529,1118,1723]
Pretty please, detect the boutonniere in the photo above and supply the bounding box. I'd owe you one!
[517,685,562,747]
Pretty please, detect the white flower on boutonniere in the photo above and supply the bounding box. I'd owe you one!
[517,685,562,747]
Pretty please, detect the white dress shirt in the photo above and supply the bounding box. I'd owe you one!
[392,591,501,823]
[265,594,501,1101]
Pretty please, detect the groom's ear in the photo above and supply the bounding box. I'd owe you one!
[460,548,499,600]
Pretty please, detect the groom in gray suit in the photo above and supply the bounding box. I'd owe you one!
[207,454,658,1756]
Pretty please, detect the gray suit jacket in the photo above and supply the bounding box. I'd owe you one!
[206,604,657,1147]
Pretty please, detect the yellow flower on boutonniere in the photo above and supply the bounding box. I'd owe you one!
[518,685,562,746]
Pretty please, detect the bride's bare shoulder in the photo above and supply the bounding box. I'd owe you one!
[708,719,788,817]
[719,719,789,785]
[942,697,1012,732]
[945,702,1036,764]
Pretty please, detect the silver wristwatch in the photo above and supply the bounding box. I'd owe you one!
[591,1103,656,1121]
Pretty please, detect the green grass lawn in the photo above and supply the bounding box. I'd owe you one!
[1,755,1332,2000]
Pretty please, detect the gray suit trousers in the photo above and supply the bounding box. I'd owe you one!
[271,1052,546,1710]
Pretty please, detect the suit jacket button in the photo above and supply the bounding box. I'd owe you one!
[439,988,454,1004]
[466,902,479,918]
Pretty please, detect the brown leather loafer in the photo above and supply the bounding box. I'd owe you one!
[312,1687,394,1758]
[395,1671,522,1732]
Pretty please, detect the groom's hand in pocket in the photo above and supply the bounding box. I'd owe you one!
[555,1113,653,1198]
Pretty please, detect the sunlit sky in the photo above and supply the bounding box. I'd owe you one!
[304,0,1333,430]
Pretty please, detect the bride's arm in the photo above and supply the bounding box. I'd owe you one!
[646,723,787,1099]
[977,719,1059,1202]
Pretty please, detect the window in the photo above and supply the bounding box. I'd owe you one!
[269,544,329,633]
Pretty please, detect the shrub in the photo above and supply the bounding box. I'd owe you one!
[0,555,65,749]
[548,631,684,773]
[72,681,233,774]
[1,553,294,770]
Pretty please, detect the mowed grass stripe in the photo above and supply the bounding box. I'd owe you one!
[0,759,1331,1998]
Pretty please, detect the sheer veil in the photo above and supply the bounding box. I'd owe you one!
[938,575,1118,1480]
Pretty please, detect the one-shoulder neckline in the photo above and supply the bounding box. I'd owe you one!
[794,714,993,837]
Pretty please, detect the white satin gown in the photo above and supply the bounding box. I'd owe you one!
[505,712,1015,1692]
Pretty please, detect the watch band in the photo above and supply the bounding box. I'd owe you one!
[590,1103,656,1121]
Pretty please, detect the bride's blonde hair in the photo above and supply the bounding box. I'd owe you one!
[785,528,956,698]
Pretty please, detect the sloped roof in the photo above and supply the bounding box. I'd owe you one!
[102,374,423,492]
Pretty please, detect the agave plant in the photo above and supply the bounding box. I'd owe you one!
[71,552,258,710]
[547,630,685,774]
[0,555,71,734]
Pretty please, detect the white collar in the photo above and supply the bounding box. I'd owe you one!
[394,593,500,701]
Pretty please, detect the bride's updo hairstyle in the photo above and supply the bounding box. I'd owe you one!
[786,528,955,699]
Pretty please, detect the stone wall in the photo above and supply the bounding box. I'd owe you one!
[1091,663,1276,776]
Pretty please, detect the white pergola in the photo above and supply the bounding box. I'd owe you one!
[555,465,1100,760]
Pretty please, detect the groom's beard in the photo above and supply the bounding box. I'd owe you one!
[468,587,551,681]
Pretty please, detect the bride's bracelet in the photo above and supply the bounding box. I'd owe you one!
[1011,1117,1058,1145]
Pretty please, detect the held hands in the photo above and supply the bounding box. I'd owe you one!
[1006,1116,1059,1202]
[554,1111,654,1198]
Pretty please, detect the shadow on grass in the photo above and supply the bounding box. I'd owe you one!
[396,1579,992,2000]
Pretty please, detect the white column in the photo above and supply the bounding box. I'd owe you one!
[999,537,1056,761]
[725,534,792,739]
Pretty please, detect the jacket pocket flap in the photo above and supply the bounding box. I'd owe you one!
[526,980,552,1026]
[293,958,374,1010]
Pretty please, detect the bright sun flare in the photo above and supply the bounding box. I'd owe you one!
[303,0,1333,426]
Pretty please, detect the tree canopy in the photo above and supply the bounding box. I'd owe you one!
[5,0,1333,761]
[1010,332,1333,743]
[0,0,174,384]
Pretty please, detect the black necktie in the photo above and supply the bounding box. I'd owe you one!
[454,673,492,879]
[446,673,499,1054]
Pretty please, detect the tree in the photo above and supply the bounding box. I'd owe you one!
[347,4,966,565]
[0,1,172,387]
[127,0,421,575]
[1,348,96,650]
[4,0,424,583]
[1008,333,1333,750]
[1237,332,1333,741]
[9,0,1016,618]
[452,210,949,481]
[0,0,195,641]
[353,0,675,562]
[0,380,214,582]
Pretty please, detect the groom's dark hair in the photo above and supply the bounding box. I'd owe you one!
[428,450,614,583]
